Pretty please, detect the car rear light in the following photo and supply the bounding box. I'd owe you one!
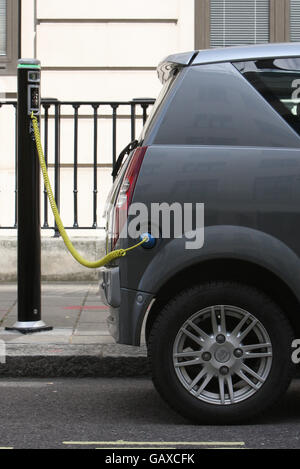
[112,146,148,247]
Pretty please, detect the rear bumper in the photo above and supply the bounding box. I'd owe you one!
[100,266,121,308]
[99,266,121,342]
[100,266,154,345]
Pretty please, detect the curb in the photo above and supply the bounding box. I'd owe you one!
[0,344,150,378]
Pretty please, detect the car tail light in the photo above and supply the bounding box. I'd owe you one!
[112,146,148,247]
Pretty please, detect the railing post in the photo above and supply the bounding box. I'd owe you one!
[73,104,79,228]
[92,104,99,228]
[111,103,119,181]
[54,101,61,237]
[6,59,52,333]
[130,102,136,141]
[42,101,50,228]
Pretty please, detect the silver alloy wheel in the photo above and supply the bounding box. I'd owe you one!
[173,305,273,405]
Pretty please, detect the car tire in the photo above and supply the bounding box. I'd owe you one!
[148,282,294,424]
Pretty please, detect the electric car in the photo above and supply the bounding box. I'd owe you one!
[101,42,300,424]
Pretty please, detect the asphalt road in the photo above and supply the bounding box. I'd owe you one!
[0,377,299,449]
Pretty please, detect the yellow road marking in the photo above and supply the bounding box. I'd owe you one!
[208,445,245,450]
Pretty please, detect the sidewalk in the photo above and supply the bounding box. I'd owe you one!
[0,283,148,377]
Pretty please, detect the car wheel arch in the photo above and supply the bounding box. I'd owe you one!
[144,257,300,345]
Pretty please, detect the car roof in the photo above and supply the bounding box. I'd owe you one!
[193,42,300,65]
[163,43,300,68]
[157,43,300,83]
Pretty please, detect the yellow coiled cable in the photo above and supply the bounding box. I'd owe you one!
[31,112,146,268]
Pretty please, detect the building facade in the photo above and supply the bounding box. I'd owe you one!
[0,0,299,233]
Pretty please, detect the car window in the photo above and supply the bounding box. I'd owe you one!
[152,62,300,148]
[140,71,177,141]
[234,58,300,136]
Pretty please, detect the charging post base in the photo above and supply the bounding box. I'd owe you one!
[6,321,53,335]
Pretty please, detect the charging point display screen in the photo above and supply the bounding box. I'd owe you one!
[27,70,40,115]
[31,87,39,109]
[28,86,40,115]
[28,71,40,82]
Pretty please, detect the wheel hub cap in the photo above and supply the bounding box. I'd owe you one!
[214,347,230,363]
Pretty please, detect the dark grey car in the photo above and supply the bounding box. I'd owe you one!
[101,42,300,424]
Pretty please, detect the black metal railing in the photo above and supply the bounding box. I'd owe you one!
[0,98,154,234]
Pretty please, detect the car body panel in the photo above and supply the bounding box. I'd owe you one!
[101,44,300,345]
[103,223,300,346]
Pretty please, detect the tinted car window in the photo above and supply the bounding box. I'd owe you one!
[152,62,300,148]
[234,58,300,136]
[140,71,177,141]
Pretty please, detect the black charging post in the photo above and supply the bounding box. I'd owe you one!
[6,59,52,333]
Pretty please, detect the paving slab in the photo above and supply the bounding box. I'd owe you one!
[0,282,149,377]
